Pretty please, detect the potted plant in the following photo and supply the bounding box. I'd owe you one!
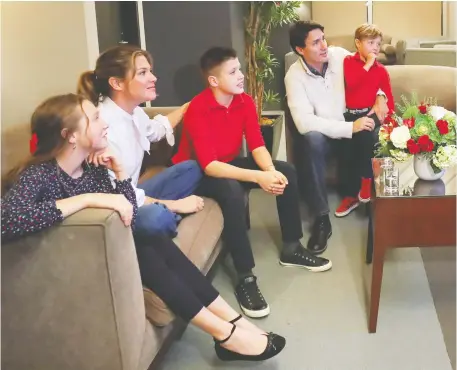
[376,93,457,180]
[244,1,302,153]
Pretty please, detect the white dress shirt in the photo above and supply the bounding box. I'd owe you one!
[100,97,174,207]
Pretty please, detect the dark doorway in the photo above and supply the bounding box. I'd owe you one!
[95,2,140,53]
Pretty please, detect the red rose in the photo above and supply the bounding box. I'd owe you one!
[418,104,427,114]
[403,117,415,128]
[406,139,420,154]
[385,115,398,128]
[417,135,434,152]
[436,119,449,135]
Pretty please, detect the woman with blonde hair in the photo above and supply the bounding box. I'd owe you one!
[78,45,203,240]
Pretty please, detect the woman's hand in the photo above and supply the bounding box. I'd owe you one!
[110,194,134,227]
[167,195,204,214]
[88,147,125,179]
[76,193,134,227]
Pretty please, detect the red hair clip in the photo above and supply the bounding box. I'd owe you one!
[30,133,38,154]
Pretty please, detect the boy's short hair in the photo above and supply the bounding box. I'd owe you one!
[354,23,383,40]
[289,21,325,55]
[200,47,237,76]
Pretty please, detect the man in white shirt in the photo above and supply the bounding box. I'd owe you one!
[285,21,389,255]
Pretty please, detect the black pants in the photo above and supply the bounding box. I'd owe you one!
[340,111,380,197]
[195,157,303,273]
[135,234,219,322]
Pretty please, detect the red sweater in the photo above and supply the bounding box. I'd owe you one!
[172,88,265,170]
[344,53,395,112]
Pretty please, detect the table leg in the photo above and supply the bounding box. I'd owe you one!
[366,203,373,264]
[369,240,386,333]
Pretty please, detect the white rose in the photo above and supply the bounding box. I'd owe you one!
[429,106,447,121]
[390,126,411,149]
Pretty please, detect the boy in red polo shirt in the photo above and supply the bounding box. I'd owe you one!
[336,24,394,217]
[173,47,332,318]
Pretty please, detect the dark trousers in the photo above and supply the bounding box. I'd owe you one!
[135,234,219,322]
[195,157,303,274]
[340,110,380,197]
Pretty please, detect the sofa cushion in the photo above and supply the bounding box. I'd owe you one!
[386,65,456,112]
[142,197,223,327]
[381,44,396,55]
[1,122,30,175]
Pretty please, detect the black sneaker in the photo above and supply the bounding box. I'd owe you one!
[235,276,270,319]
[279,245,332,272]
[307,215,332,255]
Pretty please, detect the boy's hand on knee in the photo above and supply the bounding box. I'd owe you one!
[256,172,286,195]
[269,170,288,186]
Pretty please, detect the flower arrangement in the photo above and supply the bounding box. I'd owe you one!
[376,93,457,173]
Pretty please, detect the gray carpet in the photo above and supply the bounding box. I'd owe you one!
[158,191,453,370]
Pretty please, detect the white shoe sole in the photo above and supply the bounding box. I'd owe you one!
[334,202,360,217]
[279,259,333,272]
[358,193,371,203]
[237,302,271,318]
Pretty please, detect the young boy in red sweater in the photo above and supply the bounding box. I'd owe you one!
[336,24,395,217]
[173,47,332,318]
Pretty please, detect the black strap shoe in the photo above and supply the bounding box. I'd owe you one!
[235,276,270,318]
[214,324,286,362]
[307,216,332,255]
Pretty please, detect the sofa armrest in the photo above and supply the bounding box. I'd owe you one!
[404,47,457,67]
[2,209,147,370]
[395,40,407,65]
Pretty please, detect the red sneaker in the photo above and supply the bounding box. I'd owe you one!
[358,178,372,203]
[335,197,360,217]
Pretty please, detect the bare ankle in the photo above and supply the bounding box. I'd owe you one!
[213,322,233,342]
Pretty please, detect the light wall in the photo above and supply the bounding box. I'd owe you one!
[373,1,442,38]
[447,0,456,39]
[1,2,98,129]
[311,1,445,39]
[311,1,367,37]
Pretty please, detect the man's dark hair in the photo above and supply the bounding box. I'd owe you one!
[200,47,238,75]
[289,21,325,55]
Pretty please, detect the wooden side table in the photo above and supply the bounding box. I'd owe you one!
[366,159,456,333]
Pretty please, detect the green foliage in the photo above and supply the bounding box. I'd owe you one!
[245,1,303,115]
[263,89,280,104]
[376,92,457,172]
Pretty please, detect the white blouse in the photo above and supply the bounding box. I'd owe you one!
[100,97,174,207]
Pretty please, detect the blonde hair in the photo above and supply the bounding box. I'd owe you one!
[354,23,383,41]
[77,45,153,106]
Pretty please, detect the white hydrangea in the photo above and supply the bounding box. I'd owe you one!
[389,149,412,162]
[390,126,411,149]
[433,145,457,169]
[429,106,447,121]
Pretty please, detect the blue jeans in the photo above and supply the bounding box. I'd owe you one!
[134,160,202,240]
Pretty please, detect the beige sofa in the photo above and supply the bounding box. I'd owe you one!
[404,47,456,67]
[326,34,407,65]
[1,108,224,370]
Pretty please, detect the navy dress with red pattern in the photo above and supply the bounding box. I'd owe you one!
[1,160,137,243]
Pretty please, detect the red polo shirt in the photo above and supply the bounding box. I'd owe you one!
[344,53,395,112]
[172,88,265,170]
